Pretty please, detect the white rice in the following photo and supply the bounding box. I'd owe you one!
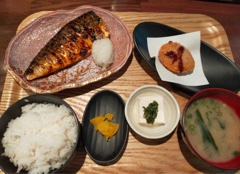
[1,103,78,174]
[92,38,114,70]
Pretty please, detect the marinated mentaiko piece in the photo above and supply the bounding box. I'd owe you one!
[158,41,195,74]
[24,11,110,81]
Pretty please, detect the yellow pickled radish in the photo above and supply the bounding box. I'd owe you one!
[90,113,119,141]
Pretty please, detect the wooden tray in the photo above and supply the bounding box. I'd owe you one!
[0,11,237,173]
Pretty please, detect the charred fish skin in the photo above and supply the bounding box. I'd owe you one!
[24,11,110,81]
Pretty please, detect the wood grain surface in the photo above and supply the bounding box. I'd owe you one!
[1,0,240,100]
[0,11,239,173]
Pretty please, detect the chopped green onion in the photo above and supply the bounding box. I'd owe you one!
[206,112,211,125]
[187,114,192,119]
[209,98,215,104]
[222,103,227,108]
[215,118,225,129]
[214,107,220,113]
[195,109,218,152]
[194,119,200,125]
[190,102,197,109]
[215,103,220,108]
[189,124,195,130]
[233,151,239,157]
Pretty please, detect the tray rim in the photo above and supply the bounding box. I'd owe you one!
[0,11,236,173]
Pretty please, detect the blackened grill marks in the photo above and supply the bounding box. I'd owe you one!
[80,48,88,56]
[52,52,64,65]
[70,35,77,42]
[41,54,52,72]
[166,46,185,73]
[95,27,101,35]
[63,11,103,44]
[91,35,96,42]
[70,24,89,40]
[83,25,88,31]
[45,11,99,63]
[24,10,109,80]
[82,32,88,39]
[25,68,33,74]
[69,52,76,60]
[71,23,82,33]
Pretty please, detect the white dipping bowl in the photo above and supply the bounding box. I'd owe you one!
[125,85,180,139]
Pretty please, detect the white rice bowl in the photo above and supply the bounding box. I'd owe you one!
[1,103,78,174]
[92,38,114,70]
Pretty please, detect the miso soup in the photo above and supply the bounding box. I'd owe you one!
[184,98,240,162]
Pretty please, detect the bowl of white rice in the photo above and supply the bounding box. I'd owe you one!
[0,94,80,174]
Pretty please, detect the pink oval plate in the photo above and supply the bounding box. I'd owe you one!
[4,5,132,93]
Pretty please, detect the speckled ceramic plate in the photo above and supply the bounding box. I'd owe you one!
[4,5,132,93]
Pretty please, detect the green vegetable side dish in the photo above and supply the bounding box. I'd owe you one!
[143,100,158,124]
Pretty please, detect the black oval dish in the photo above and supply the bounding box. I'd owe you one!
[133,22,240,94]
[0,94,80,174]
[82,90,128,165]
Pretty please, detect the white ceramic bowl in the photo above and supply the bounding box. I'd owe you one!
[125,85,180,139]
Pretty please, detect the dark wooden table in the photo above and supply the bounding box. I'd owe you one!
[0,0,240,173]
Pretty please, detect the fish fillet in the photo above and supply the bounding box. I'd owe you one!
[24,11,110,81]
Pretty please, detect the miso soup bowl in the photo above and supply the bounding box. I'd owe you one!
[180,88,240,170]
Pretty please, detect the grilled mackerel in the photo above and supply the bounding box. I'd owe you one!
[24,11,110,81]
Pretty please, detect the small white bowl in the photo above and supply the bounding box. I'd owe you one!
[125,85,180,139]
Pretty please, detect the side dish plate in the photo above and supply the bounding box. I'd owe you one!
[133,22,240,94]
[82,90,128,164]
[4,5,132,93]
